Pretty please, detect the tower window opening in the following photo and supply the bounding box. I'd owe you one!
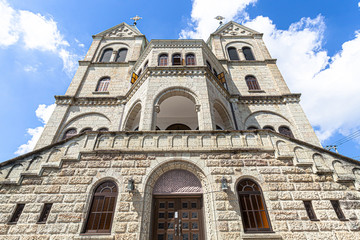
[100,48,113,62]
[245,75,261,90]
[172,54,182,65]
[116,48,128,62]
[186,54,196,65]
[243,47,255,60]
[228,47,239,60]
[96,77,110,92]
[278,126,294,138]
[158,54,168,66]
[303,201,318,221]
[330,200,346,220]
[263,126,275,131]
[62,128,77,140]
[9,204,25,224]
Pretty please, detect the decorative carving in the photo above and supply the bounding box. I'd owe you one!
[195,104,201,112]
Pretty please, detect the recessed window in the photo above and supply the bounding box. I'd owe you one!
[263,126,275,131]
[9,204,25,224]
[303,201,318,221]
[278,126,294,138]
[172,54,182,65]
[242,47,255,60]
[37,203,52,223]
[331,200,346,220]
[84,181,118,234]
[158,54,168,66]
[80,128,92,133]
[245,75,261,90]
[98,128,109,132]
[166,124,191,130]
[143,60,149,70]
[186,54,196,65]
[228,47,239,60]
[247,126,258,130]
[116,48,127,62]
[96,77,110,92]
[62,128,77,140]
[238,179,272,232]
[100,48,113,62]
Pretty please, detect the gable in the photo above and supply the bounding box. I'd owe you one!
[94,22,142,38]
[213,21,260,37]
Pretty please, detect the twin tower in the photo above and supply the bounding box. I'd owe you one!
[1,21,360,240]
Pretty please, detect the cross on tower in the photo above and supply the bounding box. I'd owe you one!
[215,16,225,25]
[131,15,142,25]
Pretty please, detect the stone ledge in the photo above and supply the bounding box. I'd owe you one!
[242,233,282,240]
[75,235,114,240]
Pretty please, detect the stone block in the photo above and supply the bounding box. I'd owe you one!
[295,183,321,191]
[34,186,60,194]
[69,176,93,185]
[288,175,313,182]
[57,213,83,223]
[264,175,287,182]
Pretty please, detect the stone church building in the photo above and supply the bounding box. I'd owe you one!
[0,21,360,240]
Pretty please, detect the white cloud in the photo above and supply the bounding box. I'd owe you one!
[180,0,257,39]
[358,2,360,8]
[15,104,55,155]
[75,38,85,48]
[0,0,79,76]
[24,65,38,72]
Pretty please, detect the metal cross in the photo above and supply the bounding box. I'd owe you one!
[131,15,142,25]
[215,16,225,25]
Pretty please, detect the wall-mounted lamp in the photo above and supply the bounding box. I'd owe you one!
[221,176,228,191]
[127,178,135,192]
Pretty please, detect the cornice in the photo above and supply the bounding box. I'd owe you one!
[55,96,125,106]
[237,94,301,105]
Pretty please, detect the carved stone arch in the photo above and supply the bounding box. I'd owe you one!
[46,148,62,163]
[153,87,199,106]
[97,42,130,61]
[294,147,307,163]
[246,133,257,146]
[65,142,79,158]
[313,153,330,170]
[333,160,347,175]
[27,156,43,171]
[58,112,111,141]
[6,163,24,179]
[276,140,289,156]
[122,100,142,131]
[140,160,215,239]
[225,41,255,49]
[244,110,293,130]
[213,99,234,130]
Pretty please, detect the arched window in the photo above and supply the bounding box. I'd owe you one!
[98,127,109,132]
[243,47,255,60]
[172,54,182,65]
[278,126,294,138]
[263,126,275,131]
[186,54,196,65]
[237,179,271,232]
[247,126,258,130]
[80,128,93,133]
[84,181,118,234]
[228,47,239,60]
[116,48,128,62]
[96,77,110,92]
[158,54,168,66]
[245,75,260,90]
[62,128,77,140]
[100,48,113,62]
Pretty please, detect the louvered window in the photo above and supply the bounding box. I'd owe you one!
[116,48,128,62]
[84,181,118,234]
[245,75,261,90]
[96,77,110,92]
[228,47,239,60]
[243,47,255,60]
[238,179,271,232]
[100,48,113,62]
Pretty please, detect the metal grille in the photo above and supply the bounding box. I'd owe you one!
[245,76,260,90]
[96,77,110,92]
[153,170,202,194]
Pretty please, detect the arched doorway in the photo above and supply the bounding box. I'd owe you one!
[152,169,204,240]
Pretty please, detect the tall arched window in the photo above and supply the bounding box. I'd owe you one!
[186,54,196,65]
[237,179,271,232]
[158,54,168,66]
[228,47,239,60]
[84,181,118,234]
[100,48,113,62]
[278,126,294,138]
[242,47,255,60]
[116,48,128,62]
[245,75,261,90]
[172,54,182,65]
[62,128,77,140]
[96,77,110,92]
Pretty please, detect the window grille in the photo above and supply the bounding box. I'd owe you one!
[100,48,113,62]
[96,78,110,92]
[245,76,261,90]
[228,47,239,60]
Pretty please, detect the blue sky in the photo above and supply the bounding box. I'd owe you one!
[1,0,360,161]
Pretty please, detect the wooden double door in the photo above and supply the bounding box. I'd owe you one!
[153,196,204,240]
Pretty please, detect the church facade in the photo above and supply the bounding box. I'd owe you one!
[0,21,360,240]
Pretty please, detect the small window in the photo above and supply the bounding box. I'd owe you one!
[278,126,294,138]
[245,75,261,90]
[80,128,92,133]
[263,126,275,131]
[38,203,52,223]
[84,181,118,234]
[216,125,223,130]
[172,54,182,65]
[206,60,212,71]
[98,128,109,132]
[100,48,113,62]
[116,48,128,62]
[228,47,239,60]
[62,128,77,140]
[303,201,318,221]
[243,47,255,60]
[138,69,142,76]
[247,126,258,130]
[143,60,149,70]
[238,179,271,232]
[96,77,110,92]
[158,54,168,66]
[330,200,346,220]
[9,204,25,224]
[186,54,196,65]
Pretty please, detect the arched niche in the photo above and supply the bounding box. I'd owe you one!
[213,100,233,130]
[244,111,292,132]
[123,101,142,131]
[153,88,199,130]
